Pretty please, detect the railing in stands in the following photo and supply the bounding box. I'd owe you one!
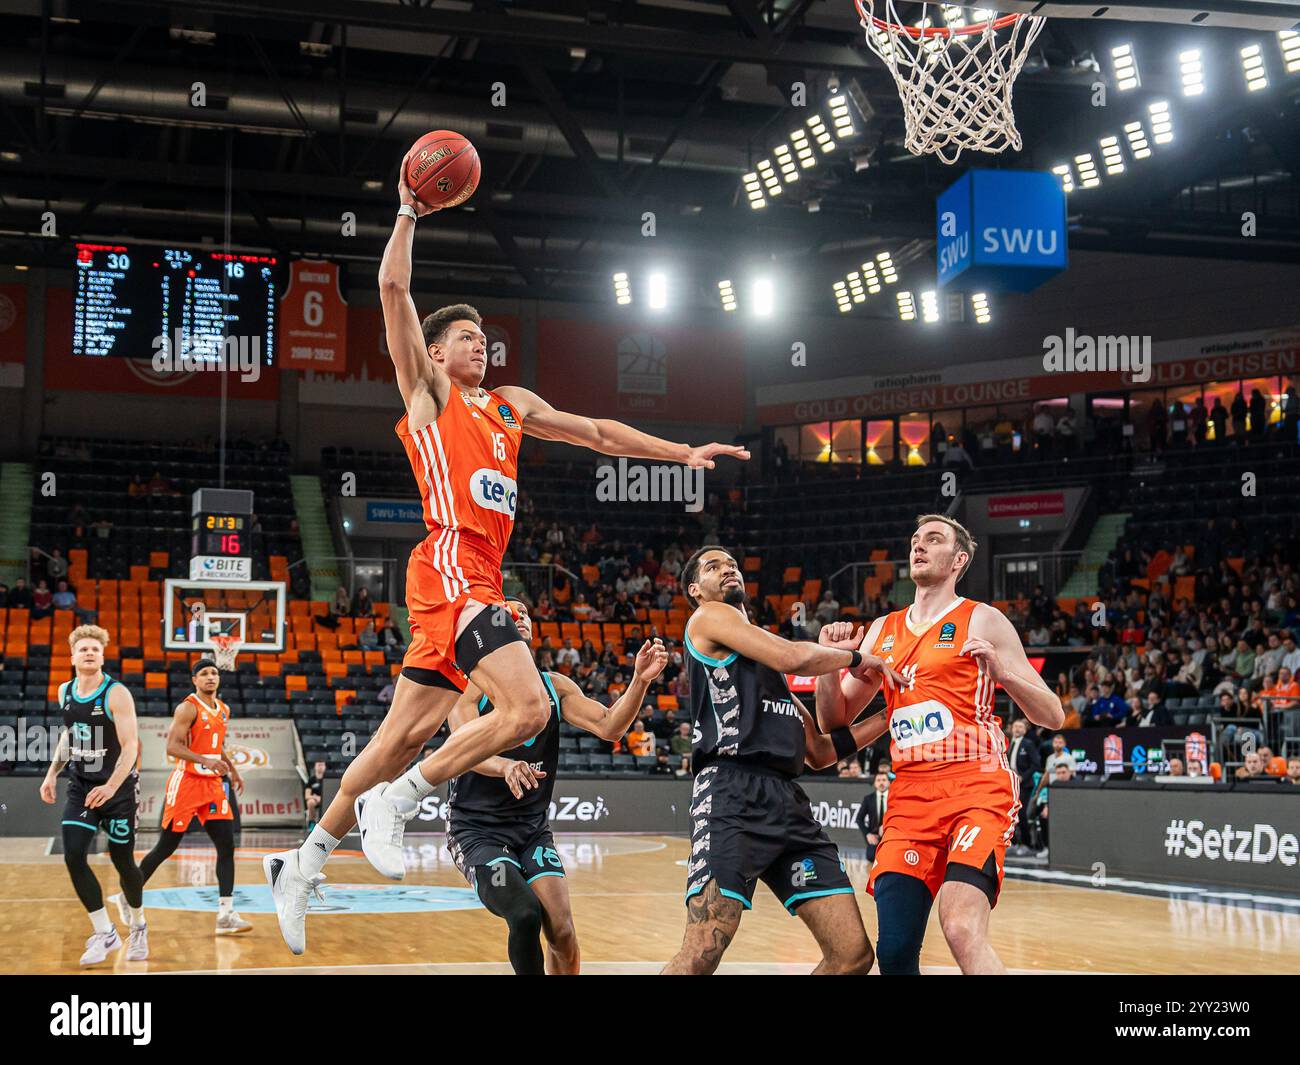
[993,551,1083,601]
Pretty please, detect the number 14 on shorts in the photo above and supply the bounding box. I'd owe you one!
[951,824,981,852]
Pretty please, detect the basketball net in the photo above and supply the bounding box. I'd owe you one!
[853,1,1045,164]
[211,634,241,672]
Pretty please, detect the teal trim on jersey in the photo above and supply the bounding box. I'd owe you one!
[685,631,737,668]
[684,884,704,901]
[102,681,119,721]
[61,820,97,832]
[58,680,69,705]
[525,870,565,884]
[485,856,522,869]
[476,694,490,713]
[719,888,753,910]
[781,887,854,914]
[540,671,561,713]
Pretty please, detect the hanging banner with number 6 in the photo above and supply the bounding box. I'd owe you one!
[281,259,348,372]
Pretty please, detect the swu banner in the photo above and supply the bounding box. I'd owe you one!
[137,717,306,828]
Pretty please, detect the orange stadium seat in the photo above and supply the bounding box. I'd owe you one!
[657,695,678,711]
[285,675,308,696]
[743,556,761,573]
[145,673,167,690]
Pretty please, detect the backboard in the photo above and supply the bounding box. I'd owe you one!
[163,578,287,653]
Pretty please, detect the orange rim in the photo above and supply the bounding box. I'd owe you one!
[854,0,1022,38]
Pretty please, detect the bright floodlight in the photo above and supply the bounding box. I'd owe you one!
[752,278,774,318]
[718,279,737,312]
[743,172,766,210]
[1074,153,1100,188]
[1148,100,1173,144]
[756,158,782,197]
[1112,44,1140,91]
[648,272,668,310]
[1281,31,1300,74]
[1179,49,1204,96]
[773,143,799,184]
[1100,136,1125,176]
[807,114,835,153]
[920,290,940,324]
[1241,44,1268,91]
[860,261,882,294]
[613,271,631,305]
[971,293,991,324]
[828,94,856,139]
[847,271,866,304]
[832,280,852,314]
[1052,163,1075,193]
[876,250,898,284]
[896,291,916,321]
[1124,122,1151,160]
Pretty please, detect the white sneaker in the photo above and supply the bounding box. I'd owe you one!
[355,781,418,881]
[215,910,253,935]
[107,892,130,926]
[125,923,149,961]
[263,849,324,956]
[79,928,121,966]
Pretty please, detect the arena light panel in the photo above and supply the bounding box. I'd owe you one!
[1179,49,1204,96]
[1124,121,1151,160]
[847,271,866,303]
[1112,44,1140,90]
[807,114,835,154]
[612,271,631,305]
[647,271,668,310]
[1052,163,1076,193]
[718,279,737,312]
[1075,153,1101,187]
[1241,44,1268,92]
[920,290,940,324]
[860,261,882,294]
[756,158,782,197]
[876,251,898,284]
[1149,100,1173,144]
[971,292,991,324]
[773,143,798,184]
[752,277,774,317]
[1281,31,1300,74]
[896,290,916,321]
[790,128,816,170]
[832,280,852,313]
[1100,136,1125,176]
[828,94,856,139]
[743,172,765,209]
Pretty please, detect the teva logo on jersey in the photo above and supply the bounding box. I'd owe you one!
[889,700,955,750]
[470,468,518,517]
[50,997,151,1045]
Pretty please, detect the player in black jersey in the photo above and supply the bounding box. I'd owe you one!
[442,599,668,974]
[661,547,905,976]
[38,625,148,966]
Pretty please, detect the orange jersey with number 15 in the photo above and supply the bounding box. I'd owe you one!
[870,597,1008,775]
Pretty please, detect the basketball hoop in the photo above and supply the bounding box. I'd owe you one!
[853,1,1045,164]
[211,634,241,672]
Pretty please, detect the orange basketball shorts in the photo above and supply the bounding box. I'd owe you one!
[866,765,1020,905]
[402,531,507,690]
[161,769,231,832]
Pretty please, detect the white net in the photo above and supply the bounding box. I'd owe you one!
[211,635,241,672]
[854,1,1045,164]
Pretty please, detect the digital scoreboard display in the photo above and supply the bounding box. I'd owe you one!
[192,513,251,558]
[73,242,278,364]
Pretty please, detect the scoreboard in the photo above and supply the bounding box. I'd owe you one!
[192,513,251,561]
[73,242,278,363]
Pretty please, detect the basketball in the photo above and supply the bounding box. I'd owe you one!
[404,130,480,209]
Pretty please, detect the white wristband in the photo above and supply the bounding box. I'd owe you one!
[397,204,418,221]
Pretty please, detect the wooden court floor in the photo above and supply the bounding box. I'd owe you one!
[1,832,1295,975]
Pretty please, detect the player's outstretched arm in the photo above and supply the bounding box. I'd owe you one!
[493,385,749,469]
[552,640,669,741]
[963,604,1065,729]
[378,150,449,424]
[814,617,902,731]
[688,601,861,677]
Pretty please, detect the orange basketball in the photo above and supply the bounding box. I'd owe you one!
[404,130,480,209]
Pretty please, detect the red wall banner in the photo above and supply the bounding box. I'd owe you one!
[44,287,279,399]
[535,319,745,424]
[987,492,1066,519]
[280,260,348,372]
[0,282,26,388]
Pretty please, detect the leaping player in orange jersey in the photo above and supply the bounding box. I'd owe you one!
[263,148,748,954]
[816,514,1063,974]
[112,658,251,936]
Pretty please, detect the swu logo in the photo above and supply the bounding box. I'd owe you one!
[470,468,518,517]
[889,700,955,750]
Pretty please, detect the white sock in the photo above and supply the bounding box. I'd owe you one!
[393,764,435,803]
[89,908,113,935]
[128,905,146,930]
[218,897,233,917]
[298,826,340,878]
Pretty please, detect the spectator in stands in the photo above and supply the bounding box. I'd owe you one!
[651,751,676,775]
[1055,409,1076,453]
[46,548,68,583]
[612,590,636,624]
[51,579,94,623]
[1190,395,1208,446]
[570,592,593,622]
[1232,638,1256,682]
[556,638,580,671]
[305,760,327,831]
[1043,734,1076,778]
[651,708,677,741]
[315,587,348,630]
[533,594,555,621]
[857,770,890,863]
[352,586,375,618]
[1286,756,1300,785]
[814,590,840,627]
[838,759,862,779]
[1083,680,1126,728]
[1261,667,1300,711]
[1032,405,1055,455]
[1235,750,1267,780]
[941,438,975,469]
[1036,760,1073,852]
[1167,756,1185,777]
[625,718,654,758]
[148,469,172,496]
[378,618,403,649]
[1184,759,1211,782]
[1133,689,1171,727]
[1027,621,1050,646]
[1209,395,1228,442]
[1006,718,1040,850]
[1249,388,1267,437]
[670,722,692,774]
[1230,391,1248,438]
[31,578,53,620]
[358,620,379,651]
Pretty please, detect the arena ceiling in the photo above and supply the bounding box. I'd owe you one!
[0,0,1298,311]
